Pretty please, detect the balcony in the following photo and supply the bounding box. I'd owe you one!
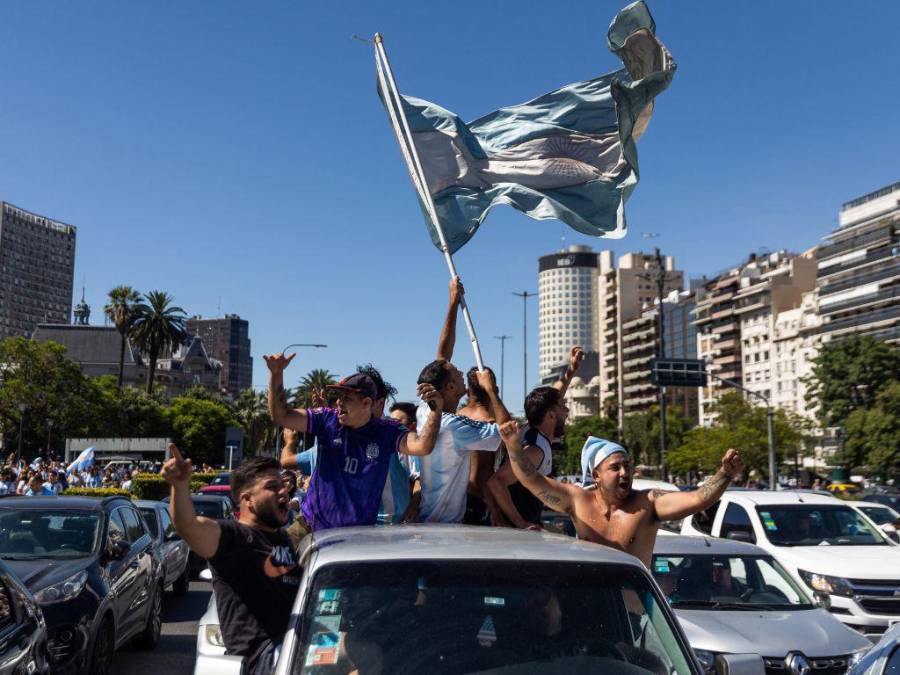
[623,381,655,394]
[711,307,733,320]
[713,354,739,366]
[712,321,739,334]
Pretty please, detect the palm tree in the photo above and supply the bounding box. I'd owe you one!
[129,291,189,395]
[293,368,336,408]
[231,389,274,455]
[103,285,142,389]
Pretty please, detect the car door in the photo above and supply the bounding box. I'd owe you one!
[159,507,188,583]
[119,506,155,639]
[106,507,143,640]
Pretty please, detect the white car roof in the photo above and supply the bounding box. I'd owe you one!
[724,490,842,507]
[653,534,769,557]
[302,524,643,569]
[847,500,891,509]
[633,478,679,492]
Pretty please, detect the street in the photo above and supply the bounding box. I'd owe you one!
[112,580,211,674]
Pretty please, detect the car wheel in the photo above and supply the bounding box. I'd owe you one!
[135,584,163,650]
[172,566,190,596]
[86,617,114,675]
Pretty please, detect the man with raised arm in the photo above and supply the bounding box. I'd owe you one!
[163,445,297,675]
[499,421,744,566]
[266,353,442,534]
[487,345,584,529]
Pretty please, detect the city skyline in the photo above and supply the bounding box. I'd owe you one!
[1,1,898,404]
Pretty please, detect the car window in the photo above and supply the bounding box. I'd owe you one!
[0,577,14,631]
[138,508,159,538]
[120,508,147,543]
[690,501,720,535]
[721,503,756,543]
[0,509,100,560]
[290,560,693,675]
[192,501,224,519]
[859,506,899,526]
[108,509,127,544]
[757,504,887,546]
[159,507,176,539]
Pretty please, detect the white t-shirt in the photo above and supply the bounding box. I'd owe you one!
[414,403,501,524]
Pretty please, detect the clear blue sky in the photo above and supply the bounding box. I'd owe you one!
[2,1,898,408]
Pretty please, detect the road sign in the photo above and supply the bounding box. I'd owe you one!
[651,358,707,387]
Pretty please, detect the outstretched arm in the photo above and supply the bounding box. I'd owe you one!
[264,352,308,432]
[476,369,511,425]
[162,444,221,559]
[651,449,744,521]
[280,428,301,470]
[500,421,576,515]
[553,346,585,397]
[437,278,464,361]
[400,384,444,456]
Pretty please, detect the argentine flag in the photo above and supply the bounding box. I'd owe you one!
[67,447,95,475]
[379,1,675,254]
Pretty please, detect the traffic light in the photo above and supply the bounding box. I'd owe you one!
[651,358,707,387]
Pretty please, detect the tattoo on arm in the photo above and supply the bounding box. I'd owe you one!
[698,472,731,502]
[536,489,561,507]
[511,452,537,478]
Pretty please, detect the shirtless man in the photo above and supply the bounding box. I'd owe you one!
[499,423,744,566]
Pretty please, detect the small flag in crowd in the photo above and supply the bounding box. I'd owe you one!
[67,446,95,475]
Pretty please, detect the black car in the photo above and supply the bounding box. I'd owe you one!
[862,491,900,511]
[0,496,163,675]
[162,494,234,577]
[135,500,191,596]
[0,557,49,674]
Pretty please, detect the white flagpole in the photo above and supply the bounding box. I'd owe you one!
[374,33,485,371]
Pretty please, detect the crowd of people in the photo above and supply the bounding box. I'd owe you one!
[162,279,745,675]
[0,456,140,496]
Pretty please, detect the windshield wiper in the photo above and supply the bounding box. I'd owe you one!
[0,554,37,560]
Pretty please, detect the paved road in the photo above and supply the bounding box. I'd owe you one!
[112,579,211,674]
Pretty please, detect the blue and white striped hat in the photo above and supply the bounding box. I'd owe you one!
[581,436,628,483]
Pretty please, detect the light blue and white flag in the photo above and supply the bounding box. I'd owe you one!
[67,447,94,475]
[379,1,675,254]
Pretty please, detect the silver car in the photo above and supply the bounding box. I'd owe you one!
[653,535,872,673]
[848,622,900,675]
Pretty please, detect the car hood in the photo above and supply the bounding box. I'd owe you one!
[675,608,871,657]
[768,545,900,578]
[3,557,94,592]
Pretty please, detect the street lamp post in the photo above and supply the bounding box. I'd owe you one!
[15,403,26,467]
[273,343,328,457]
[493,335,511,400]
[46,419,54,460]
[512,291,536,404]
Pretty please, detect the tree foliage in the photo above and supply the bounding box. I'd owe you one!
[843,381,900,478]
[559,415,618,475]
[164,397,236,466]
[103,285,141,389]
[622,406,693,469]
[129,291,188,395]
[231,389,274,455]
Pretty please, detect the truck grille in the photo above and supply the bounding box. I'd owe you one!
[857,597,900,615]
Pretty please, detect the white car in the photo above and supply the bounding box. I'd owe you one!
[847,501,900,544]
[194,570,242,674]
[680,489,900,641]
[652,535,872,672]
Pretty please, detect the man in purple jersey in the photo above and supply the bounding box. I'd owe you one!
[266,353,443,536]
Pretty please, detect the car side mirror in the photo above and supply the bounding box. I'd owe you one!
[714,653,765,675]
[108,539,131,560]
[725,530,754,543]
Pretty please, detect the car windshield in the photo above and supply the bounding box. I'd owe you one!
[651,554,813,610]
[290,560,695,675]
[755,504,887,546]
[192,501,222,518]
[859,505,899,526]
[211,474,230,486]
[138,508,159,537]
[0,509,100,559]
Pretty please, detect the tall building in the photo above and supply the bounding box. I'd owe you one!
[0,202,76,340]
[538,245,599,379]
[694,251,816,425]
[815,181,900,345]
[771,290,821,418]
[186,314,253,396]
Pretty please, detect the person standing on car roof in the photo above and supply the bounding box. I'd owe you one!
[164,445,299,675]
[487,345,584,529]
[266,352,443,538]
[500,421,745,567]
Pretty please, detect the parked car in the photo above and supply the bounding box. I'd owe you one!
[652,534,872,673]
[135,500,191,595]
[862,491,900,512]
[681,490,900,641]
[197,525,766,675]
[847,501,900,544]
[0,495,163,674]
[162,495,235,578]
[0,557,50,674]
[848,622,900,675]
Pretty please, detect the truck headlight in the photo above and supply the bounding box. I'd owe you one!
[34,571,88,605]
[797,569,854,597]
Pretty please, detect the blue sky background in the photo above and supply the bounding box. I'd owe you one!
[1,1,898,409]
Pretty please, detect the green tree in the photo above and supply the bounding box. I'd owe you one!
[165,397,236,466]
[103,285,141,389]
[806,336,900,428]
[622,406,692,469]
[231,389,274,455]
[844,381,900,478]
[561,415,618,475]
[93,376,171,438]
[293,368,336,408]
[130,291,189,395]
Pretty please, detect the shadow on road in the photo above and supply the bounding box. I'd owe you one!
[162,585,212,623]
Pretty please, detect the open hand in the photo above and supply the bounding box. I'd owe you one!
[161,444,193,488]
[263,352,296,373]
[567,346,585,375]
[720,448,744,480]
[417,383,443,411]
